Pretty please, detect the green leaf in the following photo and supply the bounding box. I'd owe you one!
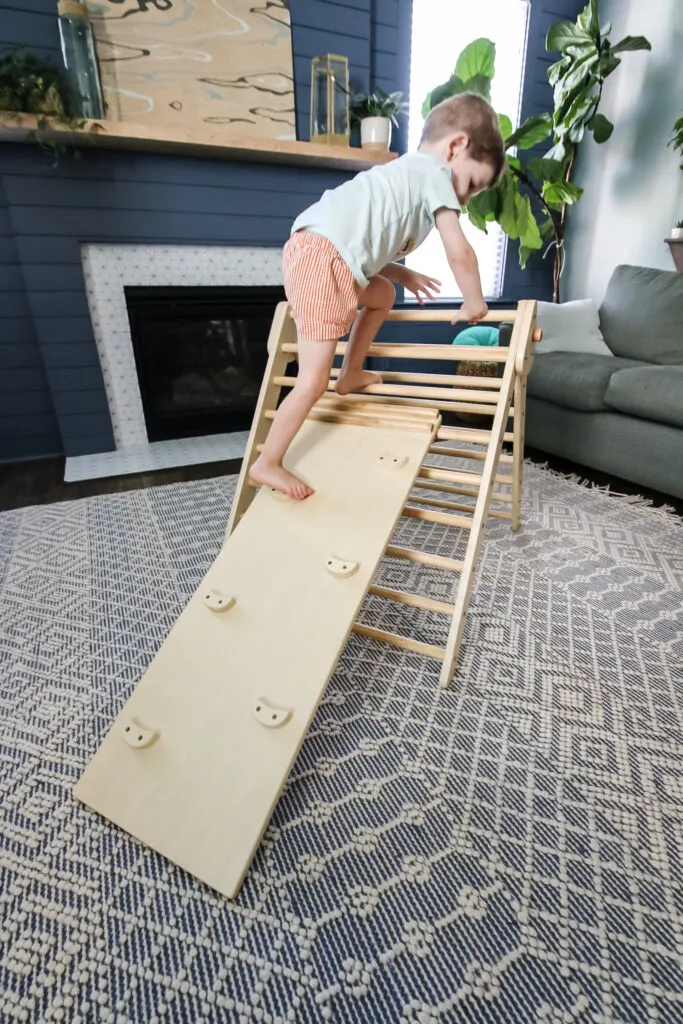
[544,140,567,162]
[577,2,599,36]
[597,53,621,77]
[519,245,535,269]
[588,112,614,142]
[454,38,496,83]
[467,185,501,232]
[559,50,599,94]
[463,73,492,102]
[611,35,652,54]
[527,157,564,182]
[518,197,542,250]
[421,74,466,117]
[539,217,556,240]
[543,180,584,209]
[506,113,552,150]
[548,56,571,86]
[498,113,513,140]
[506,155,521,171]
[547,20,594,54]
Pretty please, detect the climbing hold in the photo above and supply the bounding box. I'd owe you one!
[253,697,292,729]
[123,718,159,750]
[377,453,408,471]
[202,590,236,613]
[267,487,292,503]
[325,556,359,578]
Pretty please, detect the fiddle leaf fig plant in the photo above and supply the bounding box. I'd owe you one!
[425,3,651,301]
[670,116,683,169]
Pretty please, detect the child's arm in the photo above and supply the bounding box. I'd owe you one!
[435,208,488,324]
[379,262,442,304]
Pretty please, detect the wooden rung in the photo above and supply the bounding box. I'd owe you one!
[368,584,454,616]
[384,310,516,323]
[438,426,515,444]
[317,390,514,419]
[428,445,514,465]
[264,407,434,431]
[419,465,511,487]
[409,493,513,520]
[275,376,500,405]
[317,395,437,419]
[281,342,510,363]
[352,623,445,660]
[413,480,513,505]
[289,309,518,324]
[330,368,503,390]
[401,505,473,529]
[384,545,464,573]
[329,382,501,405]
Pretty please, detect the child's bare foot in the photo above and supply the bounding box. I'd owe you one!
[335,369,382,395]
[248,457,313,500]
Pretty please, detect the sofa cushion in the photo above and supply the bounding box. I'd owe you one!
[535,299,612,355]
[599,265,683,364]
[604,365,683,429]
[527,353,648,412]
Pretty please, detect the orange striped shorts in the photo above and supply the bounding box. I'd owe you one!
[282,230,360,341]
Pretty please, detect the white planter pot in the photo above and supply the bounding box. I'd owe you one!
[360,116,392,150]
[671,226,683,240]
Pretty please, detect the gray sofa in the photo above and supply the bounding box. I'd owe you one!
[526,265,683,499]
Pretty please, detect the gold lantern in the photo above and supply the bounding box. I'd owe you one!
[310,54,350,146]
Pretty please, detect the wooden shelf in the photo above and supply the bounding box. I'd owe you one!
[0,113,397,171]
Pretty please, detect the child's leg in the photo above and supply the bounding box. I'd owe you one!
[336,274,395,395]
[249,337,337,499]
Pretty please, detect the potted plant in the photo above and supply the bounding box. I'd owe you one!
[0,48,69,118]
[672,220,683,241]
[350,87,407,151]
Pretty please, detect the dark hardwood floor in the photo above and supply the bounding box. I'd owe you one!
[1,449,681,517]
[0,456,243,512]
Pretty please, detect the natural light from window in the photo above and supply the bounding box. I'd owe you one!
[406,0,530,300]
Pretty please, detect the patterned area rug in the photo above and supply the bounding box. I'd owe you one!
[1,463,682,1024]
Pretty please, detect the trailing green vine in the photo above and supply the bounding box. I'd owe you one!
[0,48,101,158]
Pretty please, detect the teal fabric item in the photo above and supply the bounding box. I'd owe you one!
[598,265,683,365]
[604,366,683,429]
[527,353,647,412]
[454,325,499,346]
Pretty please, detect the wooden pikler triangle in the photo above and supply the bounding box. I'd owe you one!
[75,300,537,898]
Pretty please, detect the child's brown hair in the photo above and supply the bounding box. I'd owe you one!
[420,92,507,183]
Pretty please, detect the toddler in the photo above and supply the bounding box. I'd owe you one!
[249,92,506,499]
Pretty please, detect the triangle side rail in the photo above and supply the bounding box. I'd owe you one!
[438,299,537,688]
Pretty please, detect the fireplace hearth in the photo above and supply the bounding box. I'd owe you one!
[125,285,286,442]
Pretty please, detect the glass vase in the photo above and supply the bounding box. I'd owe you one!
[57,0,104,119]
[310,55,349,146]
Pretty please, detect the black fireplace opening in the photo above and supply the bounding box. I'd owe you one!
[125,285,286,442]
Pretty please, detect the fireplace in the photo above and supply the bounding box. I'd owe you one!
[124,285,286,442]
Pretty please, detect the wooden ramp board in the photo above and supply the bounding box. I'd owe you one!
[74,414,437,898]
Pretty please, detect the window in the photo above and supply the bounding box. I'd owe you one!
[406,0,530,300]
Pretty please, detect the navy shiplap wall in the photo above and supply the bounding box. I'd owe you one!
[0,0,406,461]
[0,174,62,461]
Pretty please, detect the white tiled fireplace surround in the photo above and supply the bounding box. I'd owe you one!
[66,244,283,482]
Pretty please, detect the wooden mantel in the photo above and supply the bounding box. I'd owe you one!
[0,114,397,171]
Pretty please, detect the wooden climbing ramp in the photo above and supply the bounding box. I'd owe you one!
[74,299,537,899]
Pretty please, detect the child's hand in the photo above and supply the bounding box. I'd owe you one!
[451,300,489,325]
[400,269,442,305]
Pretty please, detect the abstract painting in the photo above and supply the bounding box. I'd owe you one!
[84,0,296,139]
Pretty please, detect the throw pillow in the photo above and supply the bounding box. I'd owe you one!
[535,298,612,356]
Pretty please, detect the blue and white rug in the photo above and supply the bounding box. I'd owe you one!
[1,463,682,1024]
